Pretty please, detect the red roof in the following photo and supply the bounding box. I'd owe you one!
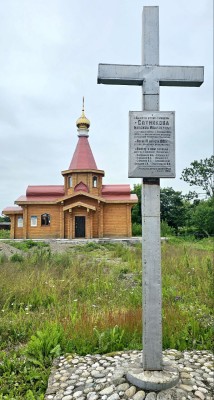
[26,185,64,196]
[101,185,137,202]
[3,206,23,214]
[102,194,138,201]
[102,185,131,195]
[69,137,97,170]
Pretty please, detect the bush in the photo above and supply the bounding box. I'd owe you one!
[0,230,10,239]
[161,220,175,237]
[10,253,24,263]
[132,223,142,236]
[25,323,66,368]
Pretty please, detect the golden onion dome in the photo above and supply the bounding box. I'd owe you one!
[76,97,90,130]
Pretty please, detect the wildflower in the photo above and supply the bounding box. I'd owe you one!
[73,299,78,302]
[2,309,5,312]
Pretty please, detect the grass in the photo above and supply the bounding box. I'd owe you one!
[0,230,10,239]
[0,239,213,399]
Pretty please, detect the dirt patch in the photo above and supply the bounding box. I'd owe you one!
[0,242,23,258]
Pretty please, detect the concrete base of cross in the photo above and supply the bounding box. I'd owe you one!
[126,362,179,391]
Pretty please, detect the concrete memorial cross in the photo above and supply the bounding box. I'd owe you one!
[97,5,204,384]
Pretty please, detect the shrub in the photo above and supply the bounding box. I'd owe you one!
[25,323,66,368]
[10,253,24,263]
[161,220,175,237]
[0,230,10,239]
[132,223,142,236]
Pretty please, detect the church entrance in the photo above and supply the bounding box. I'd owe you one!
[75,216,85,238]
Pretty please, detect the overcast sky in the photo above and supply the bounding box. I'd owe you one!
[0,0,213,213]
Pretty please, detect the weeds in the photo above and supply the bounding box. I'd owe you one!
[0,230,10,239]
[0,238,213,398]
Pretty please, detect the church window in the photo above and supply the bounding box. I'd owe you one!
[31,216,38,227]
[17,216,23,228]
[41,213,50,226]
[68,176,72,188]
[93,176,97,188]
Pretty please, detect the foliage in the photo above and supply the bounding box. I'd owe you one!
[132,222,142,236]
[161,220,175,236]
[191,197,214,237]
[8,240,49,252]
[180,155,214,198]
[25,323,66,368]
[160,187,187,233]
[94,325,125,353]
[0,230,10,239]
[0,350,47,399]
[131,184,142,224]
[10,253,24,263]
[131,185,195,236]
[0,215,10,222]
[0,240,213,398]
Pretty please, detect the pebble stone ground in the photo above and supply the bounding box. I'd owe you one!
[45,349,213,400]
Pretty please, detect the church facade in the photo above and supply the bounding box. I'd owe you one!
[3,105,138,239]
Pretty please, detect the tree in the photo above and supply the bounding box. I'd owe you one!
[191,197,214,237]
[160,187,187,234]
[0,214,10,222]
[180,156,214,198]
[131,184,142,224]
[132,185,188,234]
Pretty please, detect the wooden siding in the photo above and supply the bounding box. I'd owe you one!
[25,205,60,238]
[65,172,103,197]
[103,204,131,237]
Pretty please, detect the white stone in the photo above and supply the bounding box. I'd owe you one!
[195,391,205,400]
[108,393,120,400]
[145,393,157,400]
[62,396,72,400]
[179,384,193,392]
[87,392,99,400]
[198,387,208,393]
[116,383,130,391]
[99,385,115,395]
[125,386,137,398]
[71,358,79,364]
[133,390,146,400]
[73,391,83,398]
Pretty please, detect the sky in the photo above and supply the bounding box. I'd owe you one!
[0,0,213,213]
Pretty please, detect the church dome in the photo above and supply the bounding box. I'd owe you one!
[76,97,90,130]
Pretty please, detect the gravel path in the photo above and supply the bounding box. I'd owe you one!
[0,238,142,258]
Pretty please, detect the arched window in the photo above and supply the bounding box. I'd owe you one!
[17,216,23,228]
[93,176,97,188]
[68,176,72,188]
[41,213,50,226]
[31,216,38,227]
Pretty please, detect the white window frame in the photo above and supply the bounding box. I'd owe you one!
[31,216,38,227]
[17,216,23,228]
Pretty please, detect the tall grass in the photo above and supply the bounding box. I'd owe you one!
[0,239,213,399]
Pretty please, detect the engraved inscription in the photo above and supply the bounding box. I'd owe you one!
[129,111,175,178]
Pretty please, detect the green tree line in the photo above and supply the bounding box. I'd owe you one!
[132,156,214,237]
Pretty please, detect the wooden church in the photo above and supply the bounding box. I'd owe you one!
[3,103,138,239]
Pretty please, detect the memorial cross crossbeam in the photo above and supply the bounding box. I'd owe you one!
[97,6,204,373]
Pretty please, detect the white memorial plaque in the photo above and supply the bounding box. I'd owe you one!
[129,111,175,178]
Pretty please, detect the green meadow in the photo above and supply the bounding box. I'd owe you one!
[0,239,213,399]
